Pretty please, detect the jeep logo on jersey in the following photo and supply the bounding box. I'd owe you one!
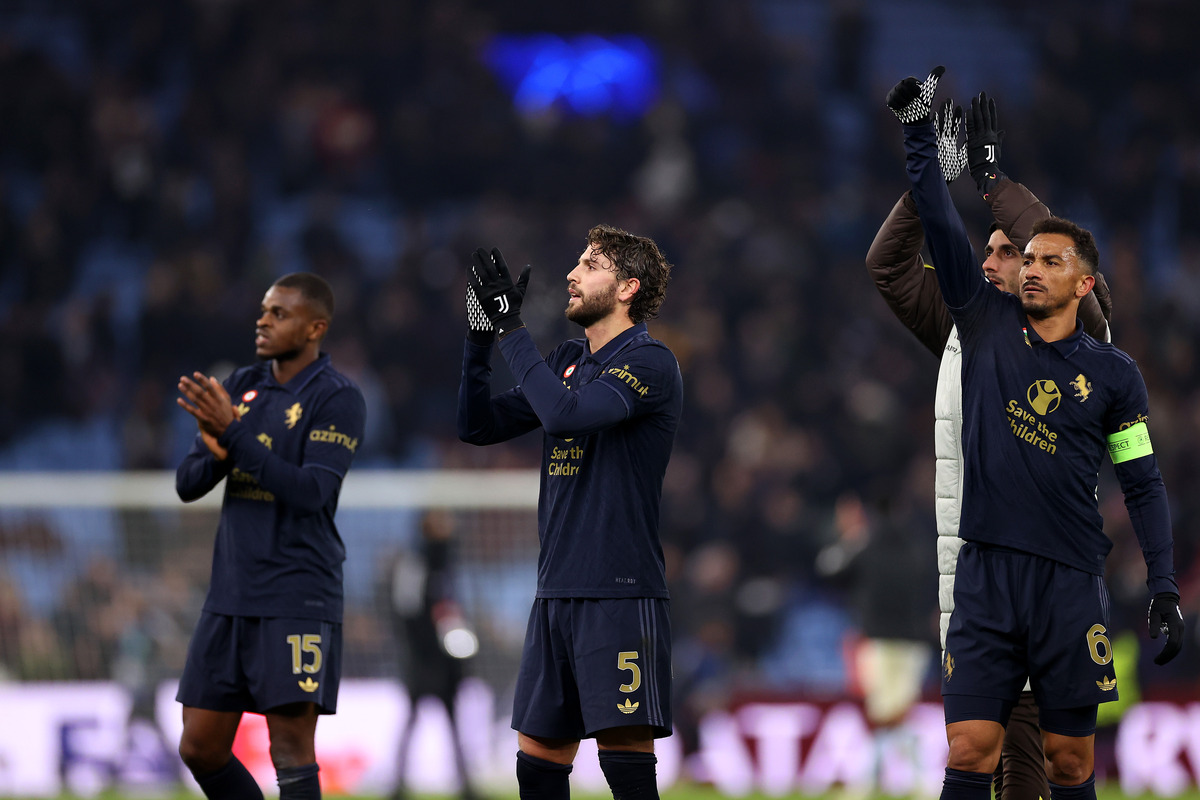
[1027,380,1061,415]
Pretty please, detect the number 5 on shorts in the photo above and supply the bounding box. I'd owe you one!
[617,651,641,693]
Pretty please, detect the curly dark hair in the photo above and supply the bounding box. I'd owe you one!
[586,224,673,323]
[1029,217,1099,275]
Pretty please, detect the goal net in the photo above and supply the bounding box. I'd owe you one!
[1,469,691,796]
[0,470,540,692]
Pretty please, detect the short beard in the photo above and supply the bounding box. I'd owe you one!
[565,284,618,328]
[1021,290,1073,320]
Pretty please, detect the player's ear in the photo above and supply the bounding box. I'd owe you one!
[1076,273,1095,299]
[309,317,329,342]
[619,277,640,304]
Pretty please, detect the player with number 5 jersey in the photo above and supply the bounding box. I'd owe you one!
[458,225,682,800]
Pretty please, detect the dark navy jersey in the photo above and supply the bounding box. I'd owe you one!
[458,322,682,598]
[903,121,1176,595]
[176,354,367,621]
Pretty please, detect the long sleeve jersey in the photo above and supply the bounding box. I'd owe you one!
[902,120,1176,596]
[176,354,367,621]
[458,323,682,599]
[865,185,1112,648]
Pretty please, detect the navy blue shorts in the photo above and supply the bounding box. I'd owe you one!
[176,612,342,714]
[513,598,672,740]
[943,543,1117,711]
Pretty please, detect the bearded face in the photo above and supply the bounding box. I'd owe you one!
[565,243,625,328]
[1020,232,1089,320]
[565,280,618,327]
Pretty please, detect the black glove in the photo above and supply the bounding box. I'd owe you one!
[966,91,1006,192]
[467,247,530,338]
[886,65,945,125]
[465,283,495,345]
[934,99,966,183]
[1148,592,1185,665]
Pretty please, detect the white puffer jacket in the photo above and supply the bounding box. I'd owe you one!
[933,325,964,651]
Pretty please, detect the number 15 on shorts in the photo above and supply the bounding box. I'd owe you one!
[287,633,323,674]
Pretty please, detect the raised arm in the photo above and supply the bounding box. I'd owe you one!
[465,246,650,439]
[964,91,1113,342]
[498,329,640,438]
[865,191,953,357]
[886,68,987,310]
[965,91,1054,252]
[456,338,542,445]
[456,255,541,444]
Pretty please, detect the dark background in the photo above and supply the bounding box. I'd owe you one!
[0,0,1197,707]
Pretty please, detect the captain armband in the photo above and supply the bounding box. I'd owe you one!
[1107,422,1153,464]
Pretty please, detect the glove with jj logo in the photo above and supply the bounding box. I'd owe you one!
[966,91,1006,194]
[467,247,530,338]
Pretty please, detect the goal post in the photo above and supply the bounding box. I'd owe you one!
[0,469,540,509]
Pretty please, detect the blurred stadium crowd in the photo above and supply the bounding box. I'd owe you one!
[1,0,1199,721]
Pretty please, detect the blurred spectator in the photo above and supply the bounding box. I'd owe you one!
[816,488,937,791]
[53,556,123,680]
[384,511,479,800]
[111,580,188,791]
[816,491,937,721]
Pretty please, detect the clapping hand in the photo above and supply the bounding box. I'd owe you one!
[178,373,240,459]
[467,247,531,338]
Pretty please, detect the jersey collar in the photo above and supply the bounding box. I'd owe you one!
[1025,318,1086,357]
[266,352,332,391]
[586,322,648,363]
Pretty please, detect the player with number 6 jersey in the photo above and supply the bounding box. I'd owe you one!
[867,89,1113,800]
[888,67,1183,800]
